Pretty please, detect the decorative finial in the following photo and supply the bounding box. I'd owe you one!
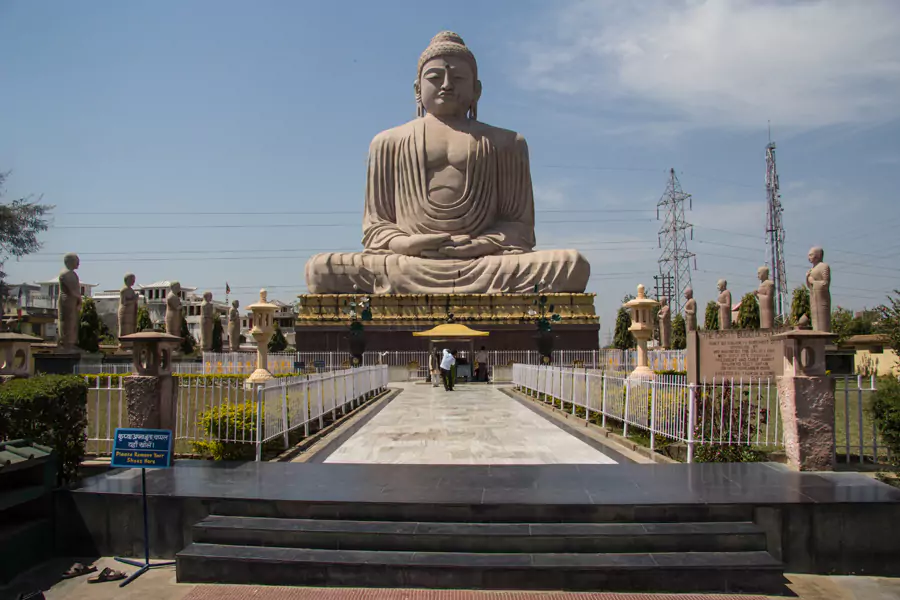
[260,288,268,303]
[637,284,646,299]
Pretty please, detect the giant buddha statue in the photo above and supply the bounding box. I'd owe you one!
[305,31,590,294]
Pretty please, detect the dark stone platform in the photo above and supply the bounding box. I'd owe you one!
[55,460,900,579]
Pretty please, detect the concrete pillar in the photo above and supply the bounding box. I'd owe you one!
[773,329,838,471]
[119,332,181,431]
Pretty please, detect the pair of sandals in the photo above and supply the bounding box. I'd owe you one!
[61,562,127,583]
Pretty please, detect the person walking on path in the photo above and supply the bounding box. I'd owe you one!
[440,348,456,391]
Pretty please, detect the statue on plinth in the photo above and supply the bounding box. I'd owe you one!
[165,282,182,338]
[658,296,671,349]
[755,266,775,330]
[200,291,214,351]
[717,279,732,330]
[683,287,697,332]
[304,31,589,294]
[228,300,241,351]
[117,272,138,345]
[806,246,831,332]
[57,253,82,350]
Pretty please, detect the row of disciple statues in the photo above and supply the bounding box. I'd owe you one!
[56,253,242,353]
[656,246,832,348]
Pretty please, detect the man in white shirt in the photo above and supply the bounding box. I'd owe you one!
[439,348,456,391]
[474,345,488,382]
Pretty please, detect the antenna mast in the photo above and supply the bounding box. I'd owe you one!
[656,168,695,313]
[765,132,788,322]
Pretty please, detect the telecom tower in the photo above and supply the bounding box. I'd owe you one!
[656,169,695,313]
[765,138,788,322]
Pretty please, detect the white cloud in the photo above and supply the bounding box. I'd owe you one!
[522,0,900,132]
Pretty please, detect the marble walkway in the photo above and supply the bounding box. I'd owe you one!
[324,383,618,465]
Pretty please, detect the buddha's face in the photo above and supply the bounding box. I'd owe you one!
[125,274,135,287]
[758,267,769,281]
[419,56,479,118]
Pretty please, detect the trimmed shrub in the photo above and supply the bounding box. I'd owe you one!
[0,375,88,484]
[192,401,260,461]
[871,376,900,466]
[693,382,768,463]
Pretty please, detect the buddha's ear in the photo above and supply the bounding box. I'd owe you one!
[414,80,424,117]
[474,79,483,102]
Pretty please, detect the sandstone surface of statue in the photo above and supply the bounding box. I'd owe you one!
[165,282,182,338]
[717,279,732,330]
[304,31,589,294]
[658,297,672,349]
[683,287,697,332]
[755,266,775,330]
[57,253,82,350]
[200,291,214,351]
[117,272,138,343]
[806,247,831,332]
[228,300,241,351]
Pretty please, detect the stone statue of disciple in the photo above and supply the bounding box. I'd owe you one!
[717,279,732,330]
[304,31,589,294]
[683,287,697,332]
[117,272,138,345]
[57,253,82,350]
[200,291,214,352]
[165,282,182,338]
[806,246,831,332]
[228,300,241,352]
[658,296,671,349]
[755,266,775,330]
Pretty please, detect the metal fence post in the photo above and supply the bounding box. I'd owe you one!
[650,380,656,454]
[623,379,630,439]
[687,383,697,464]
[281,383,289,450]
[601,374,608,429]
[584,371,590,425]
[572,370,577,416]
[254,384,264,462]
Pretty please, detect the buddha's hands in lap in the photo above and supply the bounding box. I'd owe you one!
[389,233,452,257]
[438,238,497,259]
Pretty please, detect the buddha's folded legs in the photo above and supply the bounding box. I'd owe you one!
[305,250,590,294]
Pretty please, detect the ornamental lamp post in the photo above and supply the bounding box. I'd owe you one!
[624,284,659,380]
[247,289,276,384]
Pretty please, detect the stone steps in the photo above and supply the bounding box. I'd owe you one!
[176,515,786,593]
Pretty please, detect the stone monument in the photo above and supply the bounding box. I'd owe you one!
[806,247,831,332]
[57,253,82,350]
[117,272,138,346]
[200,291,214,352]
[228,300,241,352]
[716,279,732,330]
[658,297,671,349]
[165,282,182,338]
[304,31,589,295]
[683,287,697,332]
[755,266,775,330]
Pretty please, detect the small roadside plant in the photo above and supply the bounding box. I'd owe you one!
[192,401,261,461]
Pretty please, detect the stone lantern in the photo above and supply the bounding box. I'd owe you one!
[118,332,181,430]
[624,284,659,379]
[772,328,838,471]
[0,332,42,379]
[247,289,276,384]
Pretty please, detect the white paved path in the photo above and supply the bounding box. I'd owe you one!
[325,383,617,465]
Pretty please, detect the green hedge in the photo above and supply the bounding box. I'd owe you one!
[0,375,88,485]
[872,376,900,466]
[83,372,299,387]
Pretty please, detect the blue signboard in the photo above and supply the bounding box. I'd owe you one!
[111,428,173,469]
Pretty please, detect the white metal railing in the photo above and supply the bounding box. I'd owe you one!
[83,365,389,460]
[512,365,891,464]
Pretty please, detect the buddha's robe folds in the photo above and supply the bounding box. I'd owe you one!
[305,119,590,294]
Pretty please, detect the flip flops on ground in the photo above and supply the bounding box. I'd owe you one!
[87,567,127,583]
[61,563,97,579]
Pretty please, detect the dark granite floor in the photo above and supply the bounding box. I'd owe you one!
[72,461,900,506]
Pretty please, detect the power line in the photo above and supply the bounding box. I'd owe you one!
[56,208,656,216]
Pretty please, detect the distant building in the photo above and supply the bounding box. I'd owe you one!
[2,282,56,339]
[843,334,898,377]
[138,281,195,330]
[240,299,297,347]
[93,289,148,338]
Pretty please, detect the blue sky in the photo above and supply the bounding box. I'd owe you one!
[2,0,899,341]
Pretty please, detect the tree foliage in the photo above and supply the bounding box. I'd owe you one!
[704,300,719,331]
[77,297,102,353]
[136,305,153,332]
[737,292,760,330]
[790,286,810,326]
[671,314,686,350]
[212,317,224,353]
[179,313,196,355]
[269,322,288,352]
[877,290,900,357]
[0,172,52,303]
[832,306,877,345]
[612,294,635,350]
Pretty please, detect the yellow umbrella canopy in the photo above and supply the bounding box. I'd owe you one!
[412,323,490,338]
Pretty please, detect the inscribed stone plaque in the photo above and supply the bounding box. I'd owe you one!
[690,329,783,383]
